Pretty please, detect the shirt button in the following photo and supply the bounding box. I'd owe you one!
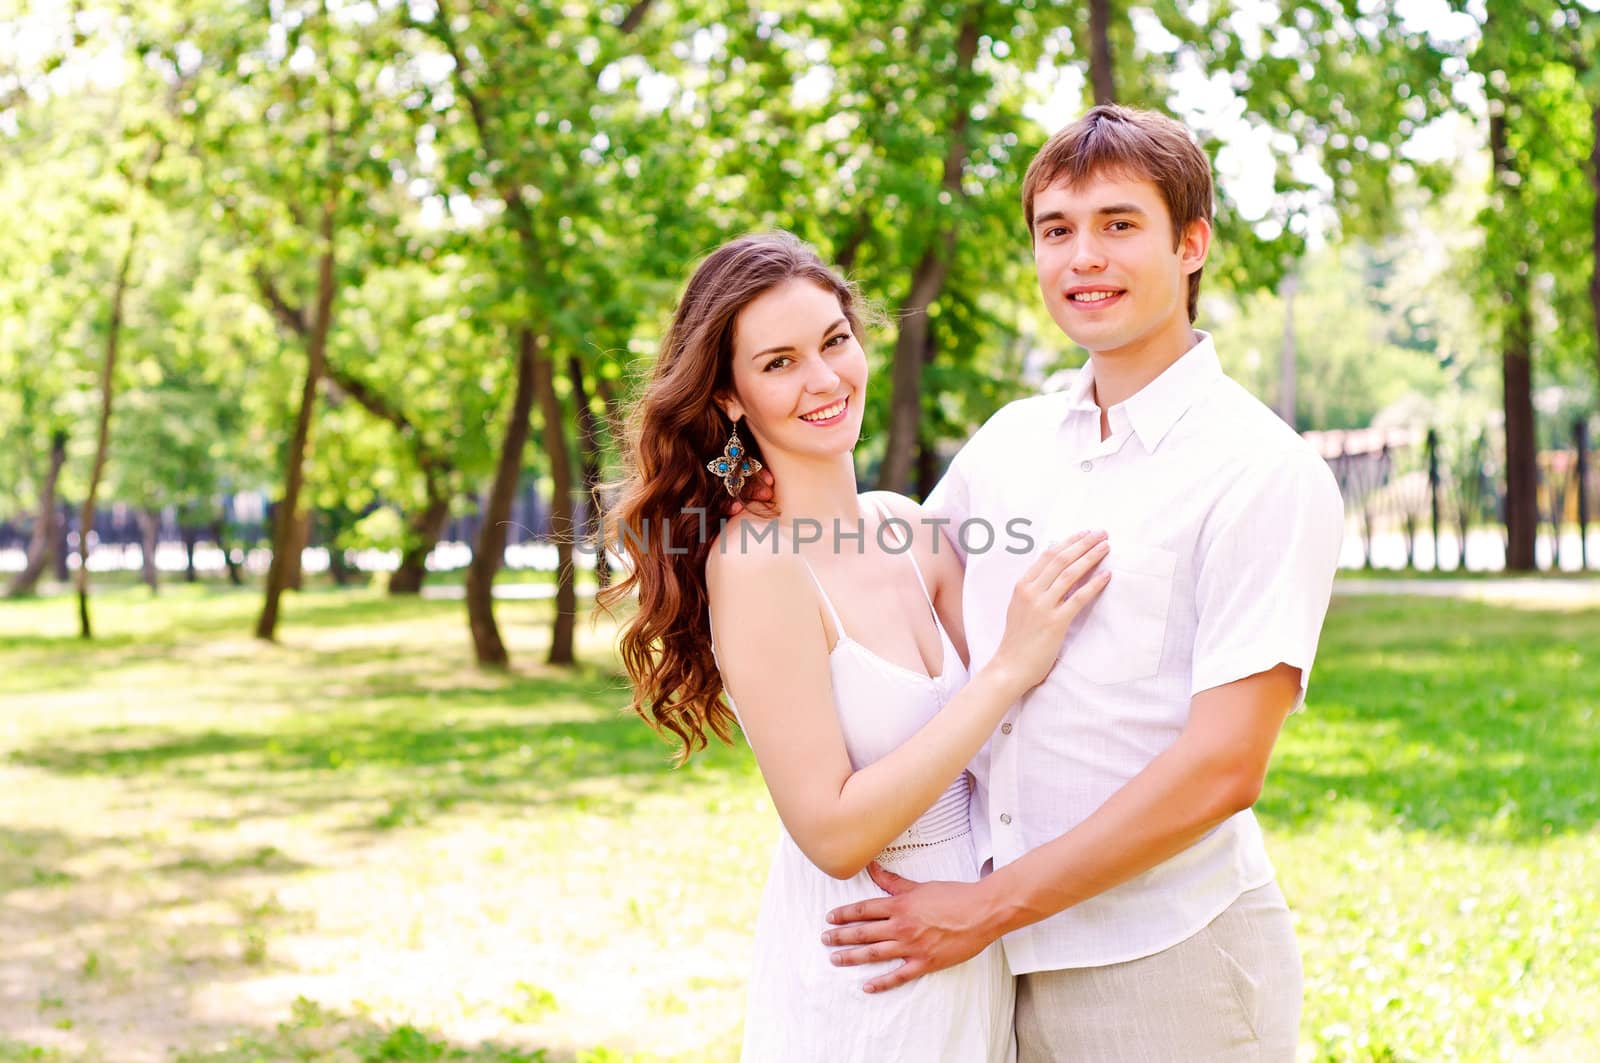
[1080,460,1093,472]
[999,813,1012,825]
[1000,722,1013,734]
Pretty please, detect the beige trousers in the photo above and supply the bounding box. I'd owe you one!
[1015,881,1302,1062]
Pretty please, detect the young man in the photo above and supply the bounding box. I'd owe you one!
[820,105,1344,1059]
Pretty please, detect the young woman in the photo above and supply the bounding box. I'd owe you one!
[603,231,1109,1061]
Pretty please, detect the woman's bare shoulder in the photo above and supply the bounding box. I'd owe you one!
[705,512,799,595]
[858,490,962,584]
[859,489,942,549]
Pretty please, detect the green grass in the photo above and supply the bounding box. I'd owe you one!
[0,583,1595,1060]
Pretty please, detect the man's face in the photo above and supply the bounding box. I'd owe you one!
[1031,170,1209,362]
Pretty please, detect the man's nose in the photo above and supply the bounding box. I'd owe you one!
[1069,233,1107,272]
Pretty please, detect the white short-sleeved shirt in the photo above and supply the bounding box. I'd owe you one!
[925,332,1344,974]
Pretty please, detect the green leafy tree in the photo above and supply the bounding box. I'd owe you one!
[162,0,430,632]
[411,0,714,665]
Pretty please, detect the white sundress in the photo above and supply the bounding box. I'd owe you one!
[715,525,1015,1062]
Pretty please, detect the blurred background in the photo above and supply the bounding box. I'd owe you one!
[1,1,1597,1061]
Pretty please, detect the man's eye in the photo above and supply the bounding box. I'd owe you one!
[1110,221,1134,231]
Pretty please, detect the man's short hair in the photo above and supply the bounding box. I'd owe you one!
[1022,105,1215,322]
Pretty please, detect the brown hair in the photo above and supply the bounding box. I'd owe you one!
[598,231,866,763]
[1022,104,1214,322]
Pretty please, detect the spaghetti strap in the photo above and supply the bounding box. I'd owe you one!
[872,499,938,616]
[799,558,847,643]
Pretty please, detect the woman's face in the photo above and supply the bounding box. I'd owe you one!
[721,278,867,461]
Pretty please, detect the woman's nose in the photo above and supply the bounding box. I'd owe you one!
[805,354,841,392]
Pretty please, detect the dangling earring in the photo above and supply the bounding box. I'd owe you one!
[706,424,762,496]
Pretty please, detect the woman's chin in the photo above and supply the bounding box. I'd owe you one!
[768,431,861,463]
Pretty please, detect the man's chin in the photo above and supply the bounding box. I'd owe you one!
[1055,324,1126,356]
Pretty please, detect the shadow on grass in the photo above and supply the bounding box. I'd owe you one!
[1257,595,1600,843]
[0,823,315,906]
[278,589,466,627]
[0,990,624,1063]
[0,582,436,642]
[0,826,85,895]
[0,586,577,700]
[6,664,753,823]
[18,589,1594,844]
[169,997,563,1062]
[1,992,673,1063]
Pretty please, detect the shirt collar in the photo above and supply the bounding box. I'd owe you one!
[1061,331,1223,451]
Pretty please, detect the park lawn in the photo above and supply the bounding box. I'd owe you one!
[0,584,1596,1062]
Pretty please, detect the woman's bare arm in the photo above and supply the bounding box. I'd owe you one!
[707,527,1106,879]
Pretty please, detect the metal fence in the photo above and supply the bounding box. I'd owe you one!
[5,419,1599,578]
[1308,417,1597,573]
[0,483,581,581]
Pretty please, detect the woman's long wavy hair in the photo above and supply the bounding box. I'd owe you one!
[599,231,866,763]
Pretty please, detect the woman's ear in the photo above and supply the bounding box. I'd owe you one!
[717,393,745,424]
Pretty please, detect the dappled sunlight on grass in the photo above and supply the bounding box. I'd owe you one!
[1260,597,1600,845]
[1259,596,1600,1059]
[1,584,759,1062]
[0,587,1595,1060]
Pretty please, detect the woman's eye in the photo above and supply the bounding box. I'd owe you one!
[764,356,791,371]
[825,333,850,348]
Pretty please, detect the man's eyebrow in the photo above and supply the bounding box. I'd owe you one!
[752,318,848,359]
[1035,204,1148,231]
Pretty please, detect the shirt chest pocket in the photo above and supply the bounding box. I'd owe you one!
[1058,541,1177,685]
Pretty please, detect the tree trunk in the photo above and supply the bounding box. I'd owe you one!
[834,207,873,274]
[77,220,140,639]
[536,352,578,665]
[390,490,451,594]
[256,199,337,640]
[466,327,540,667]
[7,429,66,598]
[181,524,199,583]
[1502,307,1538,570]
[568,354,611,591]
[917,322,945,500]
[916,433,941,501]
[320,360,457,596]
[136,508,161,593]
[213,515,245,587]
[1490,107,1538,571]
[282,510,310,591]
[53,500,71,582]
[879,233,958,493]
[593,375,626,453]
[876,14,980,494]
[1087,0,1117,106]
[1589,96,1600,386]
[328,523,352,586]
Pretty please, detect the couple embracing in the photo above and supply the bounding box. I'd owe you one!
[602,105,1343,1062]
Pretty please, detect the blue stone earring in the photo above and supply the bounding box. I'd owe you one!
[706,426,762,496]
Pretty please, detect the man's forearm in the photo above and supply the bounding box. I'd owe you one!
[975,738,1256,938]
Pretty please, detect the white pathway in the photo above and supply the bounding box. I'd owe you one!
[1333,577,1600,607]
